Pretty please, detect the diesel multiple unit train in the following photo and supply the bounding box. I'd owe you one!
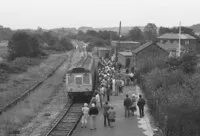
[65,52,98,100]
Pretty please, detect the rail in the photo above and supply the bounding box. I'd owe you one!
[0,52,73,115]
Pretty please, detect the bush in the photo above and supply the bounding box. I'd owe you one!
[140,65,200,136]
[59,37,73,50]
[166,52,197,74]
[8,31,41,60]
[0,57,41,83]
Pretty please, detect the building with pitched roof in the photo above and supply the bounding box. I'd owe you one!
[157,33,197,54]
[132,42,169,68]
[111,41,140,52]
[117,51,133,69]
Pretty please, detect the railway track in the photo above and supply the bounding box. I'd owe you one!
[43,102,83,136]
[0,51,74,115]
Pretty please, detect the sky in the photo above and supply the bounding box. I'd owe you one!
[0,0,200,29]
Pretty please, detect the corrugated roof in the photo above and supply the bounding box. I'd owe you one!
[118,52,132,56]
[132,42,152,54]
[157,43,185,51]
[158,33,196,40]
[96,47,111,50]
[112,41,140,44]
[132,42,168,54]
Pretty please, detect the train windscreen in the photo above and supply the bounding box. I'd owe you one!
[83,73,90,84]
[68,74,74,84]
[75,75,82,85]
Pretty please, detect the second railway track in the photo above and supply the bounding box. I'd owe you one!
[0,51,74,115]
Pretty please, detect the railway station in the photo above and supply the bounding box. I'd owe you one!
[65,43,155,136]
[41,41,155,136]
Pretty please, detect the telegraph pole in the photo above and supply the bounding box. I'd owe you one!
[116,21,121,62]
[178,21,181,57]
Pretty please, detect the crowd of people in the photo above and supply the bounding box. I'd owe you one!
[80,57,146,130]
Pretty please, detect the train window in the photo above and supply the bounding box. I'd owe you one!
[68,74,74,84]
[75,75,82,85]
[83,73,90,84]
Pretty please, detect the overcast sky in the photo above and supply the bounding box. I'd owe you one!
[0,0,200,29]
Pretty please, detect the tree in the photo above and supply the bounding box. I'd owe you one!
[128,27,144,41]
[144,23,157,41]
[8,31,40,60]
[43,31,58,45]
[59,37,74,50]
[159,27,171,35]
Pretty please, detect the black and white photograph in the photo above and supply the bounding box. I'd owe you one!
[0,0,200,136]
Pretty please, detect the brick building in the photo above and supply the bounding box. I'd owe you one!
[157,33,197,55]
[93,47,112,58]
[111,41,140,52]
[117,52,133,69]
[132,42,169,69]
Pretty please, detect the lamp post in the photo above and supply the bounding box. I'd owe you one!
[116,21,121,62]
[178,21,181,57]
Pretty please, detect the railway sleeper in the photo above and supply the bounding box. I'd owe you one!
[56,123,74,128]
[62,118,78,123]
[50,130,70,136]
[55,126,73,131]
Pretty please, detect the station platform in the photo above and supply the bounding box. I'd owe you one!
[72,86,154,136]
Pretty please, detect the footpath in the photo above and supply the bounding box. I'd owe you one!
[73,85,155,136]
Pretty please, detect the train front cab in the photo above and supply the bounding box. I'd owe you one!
[66,67,94,101]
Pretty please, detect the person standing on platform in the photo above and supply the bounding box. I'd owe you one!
[137,94,146,118]
[81,103,89,128]
[112,78,116,95]
[103,102,110,127]
[130,94,137,116]
[100,85,105,107]
[108,106,116,127]
[95,92,101,109]
[123,94,131,117]
[89,103,99,130]
[115,78,120,96]
[106,85,111,102]
[91,95,96,106]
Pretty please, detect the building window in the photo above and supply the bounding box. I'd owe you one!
[185,40,189,44]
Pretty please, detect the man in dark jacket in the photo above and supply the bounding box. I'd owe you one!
[89,103,99,130]
[137,94,145,118]
[103,102,110,127]
[123,94,132,117]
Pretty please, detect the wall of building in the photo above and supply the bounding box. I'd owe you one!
[134,44,168,69]
[111,41,140,52]
[97,50,111,58]
[118,43,140,51]
[158,39,196,52]
[118,54,133,69]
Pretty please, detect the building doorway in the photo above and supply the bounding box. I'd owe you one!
[125,58,130,68]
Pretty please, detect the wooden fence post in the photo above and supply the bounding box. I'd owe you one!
[164,115,168,136]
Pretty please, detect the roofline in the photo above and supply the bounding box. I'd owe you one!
[133,42,169,55]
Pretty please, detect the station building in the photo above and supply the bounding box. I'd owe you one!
[111,40,140,53]
[117,52,133,69]
[93,47,112,59]
[132,42,169,69]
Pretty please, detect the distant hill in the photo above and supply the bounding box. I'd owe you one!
[50,28,78,37]
[78,26,93,33]
[78,26,144,35]
[190,24,200,36]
